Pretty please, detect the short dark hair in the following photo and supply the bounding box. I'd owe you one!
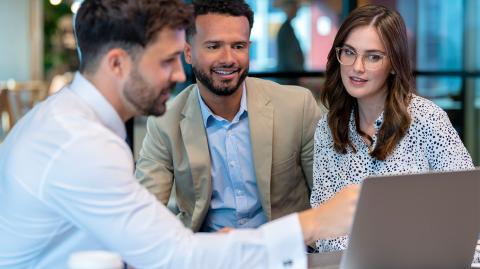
[75,0,192,73]
[186,0,254,42]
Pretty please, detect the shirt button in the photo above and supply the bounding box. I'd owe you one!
[229,161,235,167]
[238,219,247,225]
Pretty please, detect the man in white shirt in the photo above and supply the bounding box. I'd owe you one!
[0,0,359,268]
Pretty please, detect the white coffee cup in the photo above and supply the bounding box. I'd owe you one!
[68,250,124,269]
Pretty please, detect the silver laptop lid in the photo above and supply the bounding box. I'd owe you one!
[340,169,480,269]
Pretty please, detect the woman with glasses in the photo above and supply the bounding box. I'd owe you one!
[310,4,474,252]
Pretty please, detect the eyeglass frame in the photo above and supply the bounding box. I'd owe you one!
[335,46,388,71]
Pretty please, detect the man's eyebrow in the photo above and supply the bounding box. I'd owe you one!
[203,40,223,45]
[233,41,248,45]
[165,50,183,58]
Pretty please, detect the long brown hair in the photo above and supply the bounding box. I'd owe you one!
[320,5,414,160]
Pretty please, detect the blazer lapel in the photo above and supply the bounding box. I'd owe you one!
[180,89,212,228]
[246,78,274,220]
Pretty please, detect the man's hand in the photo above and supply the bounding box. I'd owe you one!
[298,184,360,244]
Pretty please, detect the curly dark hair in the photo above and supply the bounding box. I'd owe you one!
[186,0,254,42]
[321,5,414,161]
[75,0,192,73]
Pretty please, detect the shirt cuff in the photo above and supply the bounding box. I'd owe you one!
[260,213,307,269]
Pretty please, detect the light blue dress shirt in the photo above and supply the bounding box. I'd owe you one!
[197,86,268,232]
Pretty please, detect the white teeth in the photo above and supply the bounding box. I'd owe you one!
[351,77,366,82]
[214,70,235,75]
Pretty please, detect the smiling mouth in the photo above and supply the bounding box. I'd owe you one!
[158,90,170,103]
[214,70,236,75]
[350,76,368,82]
[212,67,240,77]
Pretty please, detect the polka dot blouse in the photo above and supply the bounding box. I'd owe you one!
[311,94,474,252]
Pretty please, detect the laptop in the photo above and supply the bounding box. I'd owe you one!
[309,169,480,269]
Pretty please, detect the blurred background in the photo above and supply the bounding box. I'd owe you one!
[0,0,479,165]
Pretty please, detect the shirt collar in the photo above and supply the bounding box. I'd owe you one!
[349,107,385,135]
[69,72,126,140]
[197,83,248,128]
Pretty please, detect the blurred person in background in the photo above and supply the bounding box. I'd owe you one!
[276,0,305,85]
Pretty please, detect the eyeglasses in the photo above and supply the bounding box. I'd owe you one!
[335,47,387,70]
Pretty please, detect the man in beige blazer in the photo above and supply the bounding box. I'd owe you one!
[135,0,321,232]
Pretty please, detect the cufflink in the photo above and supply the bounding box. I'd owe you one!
[283,259,293,267]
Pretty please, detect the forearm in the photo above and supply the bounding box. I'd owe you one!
[299,184,360,244]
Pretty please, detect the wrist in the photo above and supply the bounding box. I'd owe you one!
[298,209,318,244]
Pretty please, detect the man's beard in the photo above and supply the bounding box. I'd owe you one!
[123,69,175,117]
[192,66,248,96]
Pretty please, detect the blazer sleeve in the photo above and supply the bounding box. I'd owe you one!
[300,90,322,190]
[135,116,174,205]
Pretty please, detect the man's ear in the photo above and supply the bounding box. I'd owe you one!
[104,48,132,79]
[184,42,193,64]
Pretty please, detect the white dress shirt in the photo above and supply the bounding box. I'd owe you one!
[0,73,306,269]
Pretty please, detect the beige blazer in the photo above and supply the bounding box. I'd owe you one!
[135,77,321,231]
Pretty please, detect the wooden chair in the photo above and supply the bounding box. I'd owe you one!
[0,80,47,135]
